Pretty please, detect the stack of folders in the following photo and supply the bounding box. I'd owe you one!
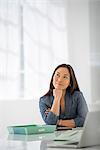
[7,124,56,135]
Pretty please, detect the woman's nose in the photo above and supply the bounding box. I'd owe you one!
[58,77,63,82]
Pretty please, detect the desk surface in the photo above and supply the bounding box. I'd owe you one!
[0,130,100,150]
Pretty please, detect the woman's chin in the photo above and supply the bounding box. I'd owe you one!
[55,86,63,90]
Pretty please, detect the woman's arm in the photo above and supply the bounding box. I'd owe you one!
[58,92,88,128]
[39,96,59,125]
[74,92,88,127]
[39,89,63,125]
[50,89,62,115]
[58,119,76,128]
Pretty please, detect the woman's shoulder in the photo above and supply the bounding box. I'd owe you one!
[39,95,52,102]
[39,95,53,107]
[72,91,83,98]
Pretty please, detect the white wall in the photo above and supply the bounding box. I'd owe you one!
[66,0,100,105]
[66,0,91,105]
[89,0,100,103]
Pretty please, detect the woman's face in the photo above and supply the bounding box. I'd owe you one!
[53,67,70,90]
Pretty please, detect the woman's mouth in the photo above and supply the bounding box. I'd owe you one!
[56,83,63,86]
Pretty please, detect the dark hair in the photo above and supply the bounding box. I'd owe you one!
[44,64,80,96]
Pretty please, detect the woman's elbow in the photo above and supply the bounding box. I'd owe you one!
[43,117,57,125]
[74,117,85,127]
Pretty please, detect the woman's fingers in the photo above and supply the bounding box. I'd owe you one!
[45,108,50,116]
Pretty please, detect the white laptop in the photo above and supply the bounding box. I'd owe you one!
[48,111,100,148]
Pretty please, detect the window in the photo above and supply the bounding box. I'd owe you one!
[0,0,68,100]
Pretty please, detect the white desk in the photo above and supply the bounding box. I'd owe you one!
[0,130,100,150]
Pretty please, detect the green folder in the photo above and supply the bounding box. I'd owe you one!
[7,124,56,135]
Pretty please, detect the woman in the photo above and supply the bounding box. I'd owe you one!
[39,64,88,128]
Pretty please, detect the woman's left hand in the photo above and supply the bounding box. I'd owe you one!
[45,108,51,116]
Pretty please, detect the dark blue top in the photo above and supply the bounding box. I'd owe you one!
[39,91,88,127]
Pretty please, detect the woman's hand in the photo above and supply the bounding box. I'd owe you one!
[58,119,76,128]
[45,108,50,116]
[53,89,63,101]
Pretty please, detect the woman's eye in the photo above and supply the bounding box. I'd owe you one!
[64,76,69,79]
[56,74,60,77]
[64,76,67,78]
